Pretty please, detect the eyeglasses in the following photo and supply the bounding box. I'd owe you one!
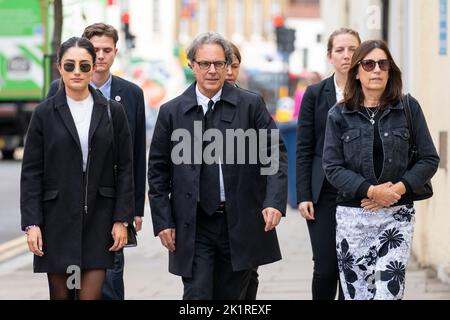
[359,59,391,72]
[63,62,92,73]
[194,60,227,70]
[229,63,240,69]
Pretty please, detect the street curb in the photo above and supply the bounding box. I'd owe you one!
[0,235,28,263]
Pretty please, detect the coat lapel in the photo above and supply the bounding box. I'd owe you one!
[181,83,201,114]
[110,76,122,102]
[88,86,108,144]
[54,88,82,150]
[218,81,237,124]
[54,86,107,149]
[324,75,337,109]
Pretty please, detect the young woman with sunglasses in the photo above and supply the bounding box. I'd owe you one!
[296,28,361,300]
[20,37,134,300]
[322,40,439,299]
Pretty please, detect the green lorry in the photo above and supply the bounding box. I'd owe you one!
[0,0,50,159]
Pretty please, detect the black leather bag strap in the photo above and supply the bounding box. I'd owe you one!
[402,93,418,163]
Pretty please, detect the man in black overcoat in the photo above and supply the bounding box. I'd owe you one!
[148,32,288,299]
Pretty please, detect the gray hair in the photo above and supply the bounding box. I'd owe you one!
[186,32,233,65]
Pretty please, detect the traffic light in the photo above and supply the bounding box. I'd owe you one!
[121,12,136,49]
[275,26,296,54]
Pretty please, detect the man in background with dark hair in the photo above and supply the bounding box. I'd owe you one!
[47,22,146,300]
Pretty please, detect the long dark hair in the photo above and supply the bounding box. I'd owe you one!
[57,37,96,89]
[343,40,402,110]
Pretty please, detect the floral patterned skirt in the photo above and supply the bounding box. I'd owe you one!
[335,204,415,300]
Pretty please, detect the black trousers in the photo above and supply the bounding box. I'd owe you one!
[244,268,259,300]
[182,208,252,300]
[306,180,344,300]
[101,250,125,300]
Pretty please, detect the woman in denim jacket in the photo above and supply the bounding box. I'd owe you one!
[322,40,439,300]
[296,28,361,300]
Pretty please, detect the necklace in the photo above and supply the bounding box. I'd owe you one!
[364,106,380,125]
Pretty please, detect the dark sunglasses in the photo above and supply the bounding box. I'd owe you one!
[63,62,92,73]
[359,59,391,72]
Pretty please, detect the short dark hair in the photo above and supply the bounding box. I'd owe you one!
[57,36,96,65]
[229,42,241,64]
[343,40,402,110]
[82,23,119,47]
[327,28,361,56]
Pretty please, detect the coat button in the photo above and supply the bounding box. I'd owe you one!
[388,158,393,163]
[191,165,195,170]
[346,136,350,141]
[184,222,190,228]
[185,192,192,199]
[384,132,389,137]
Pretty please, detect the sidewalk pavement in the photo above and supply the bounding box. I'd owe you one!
[1,206,450,300]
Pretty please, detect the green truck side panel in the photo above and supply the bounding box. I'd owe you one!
[0,0,49,101]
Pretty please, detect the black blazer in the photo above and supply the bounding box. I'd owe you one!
[21,86,134,272]
[148,81,288,277]
[48,76,146,216]
[296,75,337,204]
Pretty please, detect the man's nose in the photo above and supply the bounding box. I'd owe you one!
[208,64,217,73]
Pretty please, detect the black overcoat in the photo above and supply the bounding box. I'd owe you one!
[148,81,288,277]
[20,86,134,273]
[48,76,146,217]
[296,76,337,204]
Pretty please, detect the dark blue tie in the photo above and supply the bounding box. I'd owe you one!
[199,100,221,215]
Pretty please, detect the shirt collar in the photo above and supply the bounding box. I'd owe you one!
[90,74,112,99]
[334,74,344,102]
[195,85,222,109]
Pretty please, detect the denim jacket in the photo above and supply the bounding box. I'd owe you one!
[322,96,439,202]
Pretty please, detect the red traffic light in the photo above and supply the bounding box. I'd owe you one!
[273,15,284,28]
[121,12,130,24]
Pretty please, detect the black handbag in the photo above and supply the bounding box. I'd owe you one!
[125,222,137,248]
[106,99,137,247]
[402,94,433,201]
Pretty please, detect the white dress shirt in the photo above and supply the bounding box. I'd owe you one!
[334,74,344,103]
[90,74,112,100]
[67,94,94,172]
[195,85,226,202]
